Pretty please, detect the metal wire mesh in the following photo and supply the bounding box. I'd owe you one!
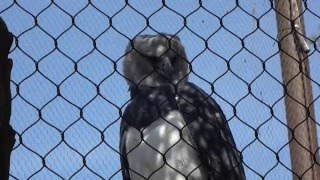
[1,0,320,179]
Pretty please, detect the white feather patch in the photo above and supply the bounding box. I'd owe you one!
[125,110,207,179]
[156,45,166,57]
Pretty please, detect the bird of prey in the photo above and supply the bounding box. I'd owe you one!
[120,33,246,180]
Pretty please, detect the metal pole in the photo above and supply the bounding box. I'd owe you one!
[275,0,320,179]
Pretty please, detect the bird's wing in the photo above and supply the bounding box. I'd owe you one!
[119,103,133,180]
[119,92,162,180]
[178,82,246,180]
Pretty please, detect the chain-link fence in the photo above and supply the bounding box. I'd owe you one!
[1,0,320,179]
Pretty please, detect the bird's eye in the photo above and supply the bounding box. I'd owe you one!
[171,57,177,63]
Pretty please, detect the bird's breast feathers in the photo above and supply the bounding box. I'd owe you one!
[124,110,207,180]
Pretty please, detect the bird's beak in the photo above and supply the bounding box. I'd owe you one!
[162,57,173,80]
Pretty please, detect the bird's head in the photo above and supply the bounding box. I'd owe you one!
[123,34,190,88]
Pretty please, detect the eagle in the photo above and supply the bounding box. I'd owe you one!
[119,33,246,180]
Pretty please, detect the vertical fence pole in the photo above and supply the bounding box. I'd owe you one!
[275,0,320,179]
[0,17,15,180]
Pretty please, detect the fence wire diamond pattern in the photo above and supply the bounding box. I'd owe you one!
[1,0,320,179]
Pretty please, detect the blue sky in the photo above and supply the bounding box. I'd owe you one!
[1,0,320,179]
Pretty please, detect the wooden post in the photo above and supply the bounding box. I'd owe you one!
[275,0,320,179]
